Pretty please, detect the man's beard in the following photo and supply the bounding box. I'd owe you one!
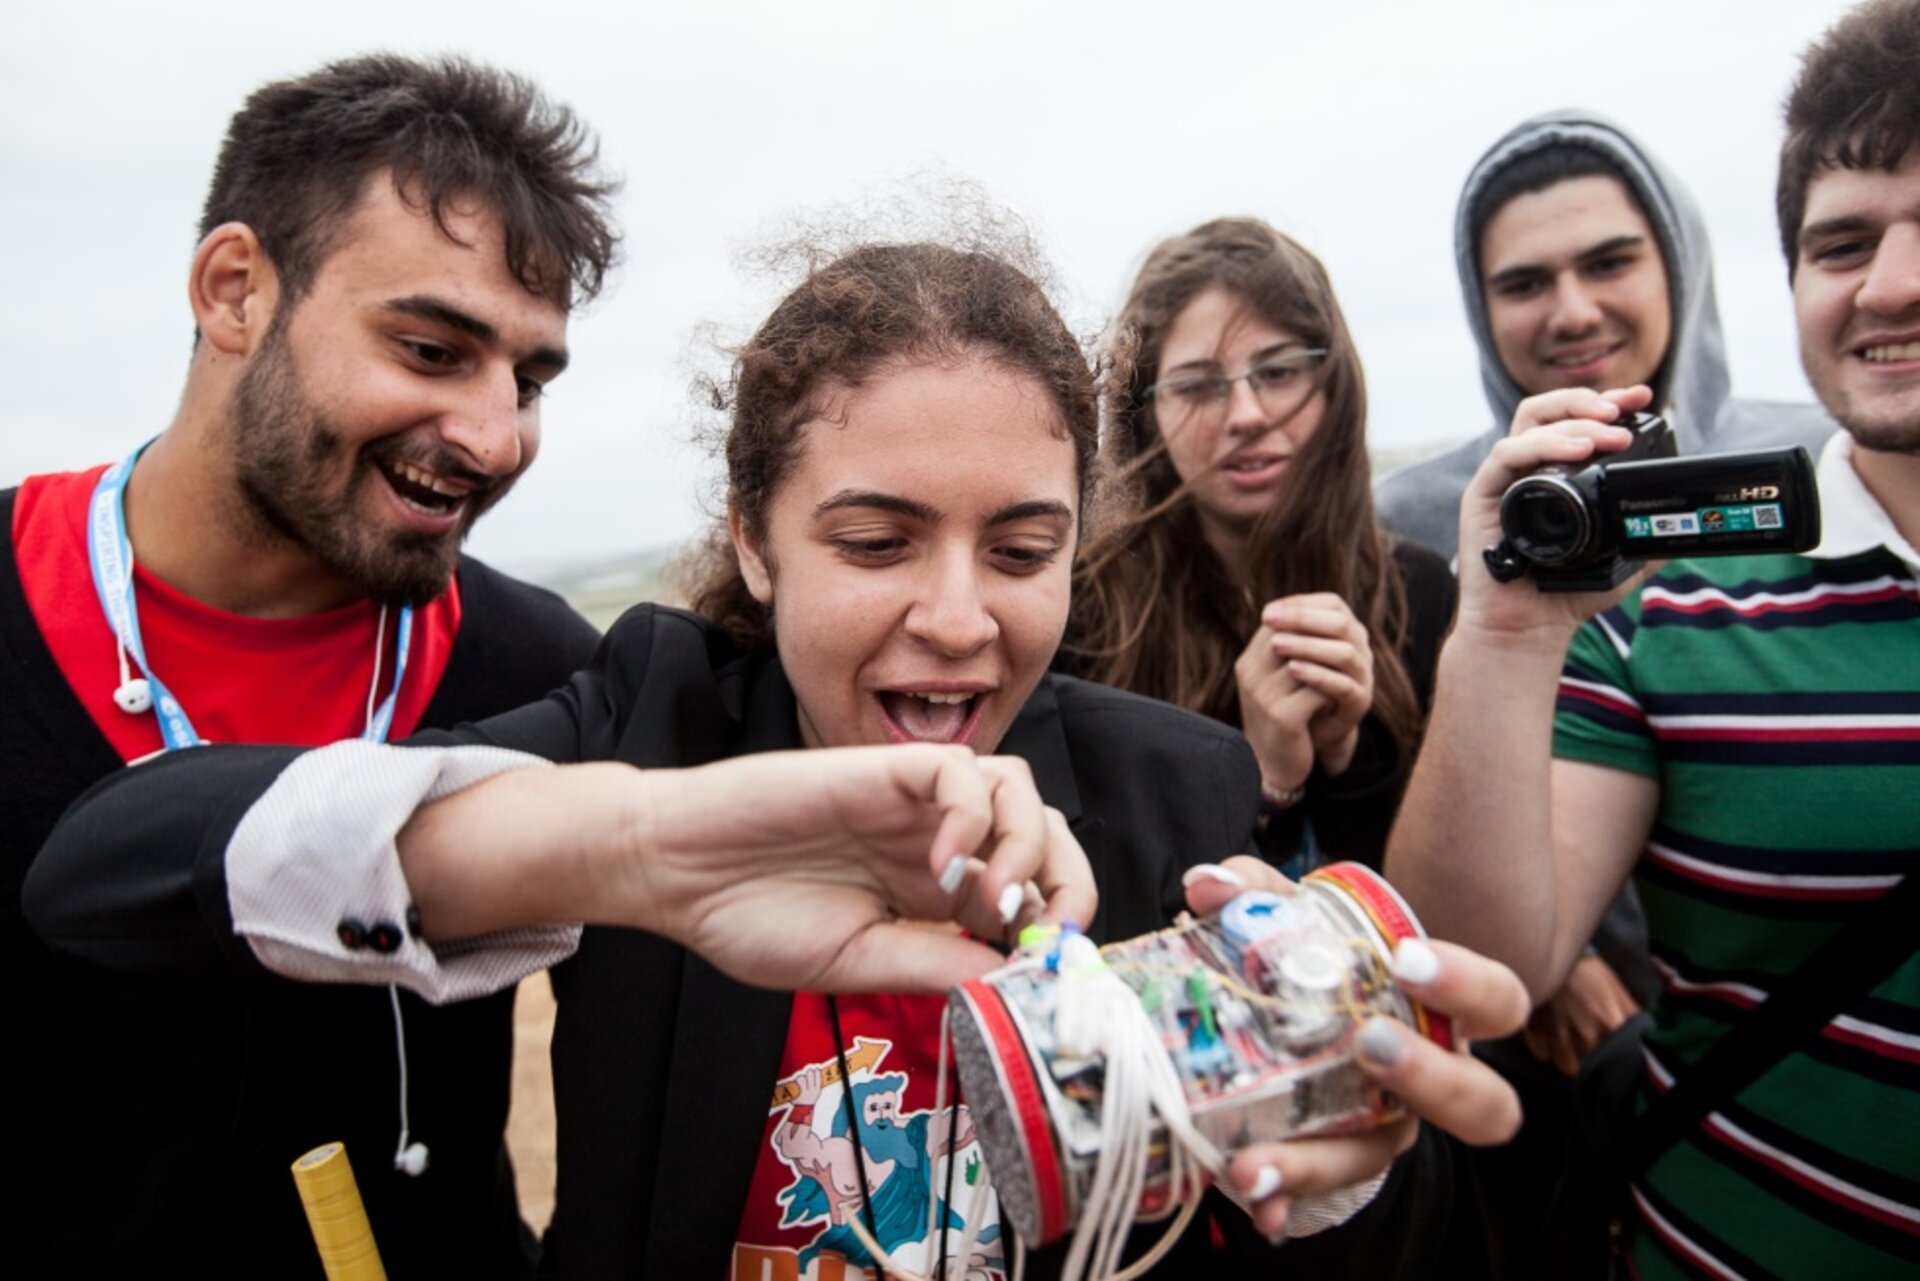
[230,327,495,606]
[1838,405,1920,455]
[1804,346,1920,456]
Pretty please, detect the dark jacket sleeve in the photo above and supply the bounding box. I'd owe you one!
[22,601,676,982]
[23,745,308,981]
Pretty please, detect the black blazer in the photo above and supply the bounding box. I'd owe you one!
[452,607,1466,1279]
[32,605,1469,1279]
[511,608,1262,1277]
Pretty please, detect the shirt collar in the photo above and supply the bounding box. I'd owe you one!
[1807,432,1920,574]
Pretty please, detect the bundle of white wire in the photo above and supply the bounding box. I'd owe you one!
[849,935,1226,1281]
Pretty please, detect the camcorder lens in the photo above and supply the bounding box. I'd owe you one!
[1503,480,1591,566]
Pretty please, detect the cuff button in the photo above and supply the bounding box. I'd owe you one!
[367,921,405,955]
[336,917,369,951]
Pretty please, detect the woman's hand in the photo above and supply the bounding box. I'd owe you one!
[1258,593,1375,777]
[1234,624,1328,796]
[404,745,1097,996]
[1182,859,1527,1241]
[632,746,1099,993]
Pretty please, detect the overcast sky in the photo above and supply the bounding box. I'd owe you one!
[0,0,1847,575]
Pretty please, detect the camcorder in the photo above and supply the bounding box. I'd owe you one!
[1484,412,1821,591]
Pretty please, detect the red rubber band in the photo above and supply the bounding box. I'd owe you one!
[1309,863,1455,1051]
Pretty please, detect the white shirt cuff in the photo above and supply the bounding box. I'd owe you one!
[227,740,582,1004]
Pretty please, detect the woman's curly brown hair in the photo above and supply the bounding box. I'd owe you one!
[680,238,1100,650]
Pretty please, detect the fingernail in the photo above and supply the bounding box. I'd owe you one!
[1391,938,1440,986]
[1181,863,1246,890]
[1358,1017,1408,1067]
[1246,1165,1283,1201]
[997,882,1025,925]
[938,856,967,895]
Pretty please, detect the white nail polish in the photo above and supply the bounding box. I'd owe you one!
[997,882,1025,925]
[938,856,967,895]
[1180,863,1246,890]
[1247,1165,1283,1201]
[1391,938,1440,986]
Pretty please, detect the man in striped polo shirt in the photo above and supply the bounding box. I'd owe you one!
[1384,2,1920,1276]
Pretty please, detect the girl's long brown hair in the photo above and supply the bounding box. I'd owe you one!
[1068,218,1422,752]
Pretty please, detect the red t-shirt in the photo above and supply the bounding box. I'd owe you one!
[731,991,1007,1281]
[13,465,459,759]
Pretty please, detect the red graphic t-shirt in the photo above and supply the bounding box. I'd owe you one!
[732,991,1007,1281]
[13,466,460,758]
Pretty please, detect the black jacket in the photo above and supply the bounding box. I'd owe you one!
[4,485,598,1281]
[31,604,1472,1279]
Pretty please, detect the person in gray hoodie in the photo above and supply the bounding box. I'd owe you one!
[1375,112,1836,1278]
[1379,108,1839,1066]
[1375,110,1835,565]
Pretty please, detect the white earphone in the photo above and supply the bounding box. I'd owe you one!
[113,676,153,715]
[393,1140,430,1177]
[388,985,428,1178]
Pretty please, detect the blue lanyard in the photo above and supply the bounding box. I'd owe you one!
[86,445,414,751]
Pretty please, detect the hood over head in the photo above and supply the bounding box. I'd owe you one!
[1373,110,1832,563]
[1454,109,1736,445]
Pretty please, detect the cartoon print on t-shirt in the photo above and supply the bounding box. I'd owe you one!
[769,1037,1003,1278]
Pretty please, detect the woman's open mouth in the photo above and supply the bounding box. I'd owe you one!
[876,690,986,745]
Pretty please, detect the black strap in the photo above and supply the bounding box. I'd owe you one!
[825,995,880,1248]
[1629,869,1919,1173]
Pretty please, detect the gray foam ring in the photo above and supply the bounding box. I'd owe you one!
[948,984,1053,1248]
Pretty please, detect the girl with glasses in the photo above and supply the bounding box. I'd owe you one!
[1070,218,1456,877]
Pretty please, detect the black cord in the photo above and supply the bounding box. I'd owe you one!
[826,995,880,1260]
[940,1083,960,1278]
[827,996,973,1277]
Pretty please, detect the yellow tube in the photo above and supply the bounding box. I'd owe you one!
[291,1143,388,1281]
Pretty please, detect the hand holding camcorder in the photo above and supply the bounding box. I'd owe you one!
[1483,411,1821,591]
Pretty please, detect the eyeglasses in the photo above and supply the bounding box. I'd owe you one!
[1143,348,1328,418]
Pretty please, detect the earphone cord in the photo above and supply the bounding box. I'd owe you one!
[365,602,388,732]
[114,553,138,691]
[390,984,413,1160]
